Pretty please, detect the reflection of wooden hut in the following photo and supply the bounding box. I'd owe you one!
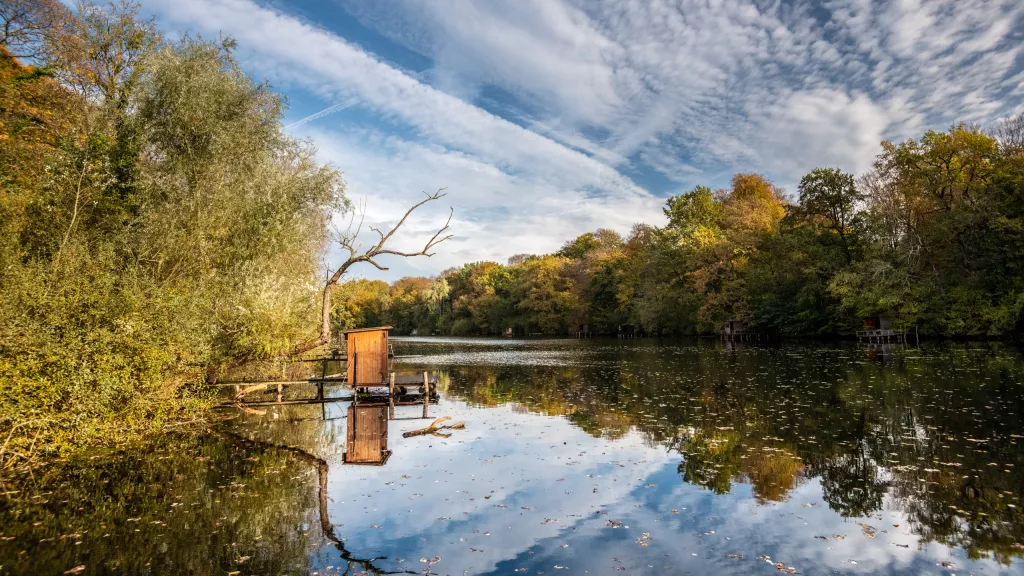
[344,405,391,465]
[343,326,391,387]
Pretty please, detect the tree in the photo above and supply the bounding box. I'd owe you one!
[57,0,159,108]
[0,0,72,60]
[797,167,861,261]
[288,191,453,356]
[663,185,721,243]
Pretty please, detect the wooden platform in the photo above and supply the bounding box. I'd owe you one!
[353,373,439,388]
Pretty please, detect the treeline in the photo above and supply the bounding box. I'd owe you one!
[0,1,344,463]
[339,122,1024,338]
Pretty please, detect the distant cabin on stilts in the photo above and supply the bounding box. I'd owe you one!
[723,319,758,341]
[856,317,905,343]
[571,324,592,338]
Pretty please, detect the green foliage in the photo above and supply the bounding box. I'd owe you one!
[0,5,344,466]
[351,125,1024,341]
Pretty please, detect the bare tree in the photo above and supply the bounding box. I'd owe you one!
[287,190,453,357]
[996,114,1024,155]
[0,0,73,61]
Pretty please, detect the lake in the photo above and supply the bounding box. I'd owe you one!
[3,338,1024,575]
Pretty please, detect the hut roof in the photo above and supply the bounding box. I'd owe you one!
[340,326,393,334]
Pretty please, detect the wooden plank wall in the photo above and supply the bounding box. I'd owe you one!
[346,330,389,385]
[346,405,389,463]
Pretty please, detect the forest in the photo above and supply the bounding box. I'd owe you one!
[0,1,345,464]
[337,122,1024,340]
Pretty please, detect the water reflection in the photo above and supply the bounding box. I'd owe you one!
[398,338,1024,568]
[344,405,391,466]
[2,339,1024,575]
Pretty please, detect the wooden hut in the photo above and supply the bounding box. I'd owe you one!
[857,317,903,343]
[862,316,892,331]
[343,405,390,465]
[343,326,392,387]
[723,320,757,341]
[617,324,635,339]
[571,324,592,338]
[723,320,747,337]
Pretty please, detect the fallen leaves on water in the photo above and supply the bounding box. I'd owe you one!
[757,555,797,574]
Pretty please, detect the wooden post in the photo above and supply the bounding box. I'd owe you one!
[422,371,429,418]
[389,372,396,420]
[318,357,327,401]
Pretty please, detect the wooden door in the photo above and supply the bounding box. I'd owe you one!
[347,330,388,385]
[346,405,389,463]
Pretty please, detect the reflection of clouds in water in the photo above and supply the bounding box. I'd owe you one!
[393,336,624,367]
[323,399,671,573]
[408,349,589,367]
[317,397,1011,575]
[307,340,1024,574]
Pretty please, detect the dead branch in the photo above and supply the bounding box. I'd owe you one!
[287,189,453,357]
[402,416,466,438]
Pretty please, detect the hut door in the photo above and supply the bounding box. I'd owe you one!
[347,331,388,385]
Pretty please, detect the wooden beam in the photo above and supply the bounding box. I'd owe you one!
[389,371,395,420]
[422,371,429,418]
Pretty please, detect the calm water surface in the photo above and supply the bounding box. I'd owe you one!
[3,338,1024,575]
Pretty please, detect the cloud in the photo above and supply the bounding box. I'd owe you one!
[139,0,1024,277]
[339,0,1024,189]
[307,127,662,277]
[139,0,666,278]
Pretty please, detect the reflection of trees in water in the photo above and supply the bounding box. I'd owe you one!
[0,416,410,576]
[216,429,415,575]
[436,343,1024,562]
[0,432,316,575]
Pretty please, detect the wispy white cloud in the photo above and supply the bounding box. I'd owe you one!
[341,0,1023,184]
[307,127,661,276]
[140,0,1024,278]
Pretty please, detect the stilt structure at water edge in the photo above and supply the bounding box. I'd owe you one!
[856,317,907,343]
[571,324,593,338]
[212,326,438,419]
[722,319,762,341]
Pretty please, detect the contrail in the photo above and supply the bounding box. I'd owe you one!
[285,98,360,129]
[286,70,427,130]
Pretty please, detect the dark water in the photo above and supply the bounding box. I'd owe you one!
[3,338,1024,575]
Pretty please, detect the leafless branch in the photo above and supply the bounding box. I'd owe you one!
[286,189,453,357]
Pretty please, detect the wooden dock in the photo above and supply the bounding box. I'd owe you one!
[215,326,440,420]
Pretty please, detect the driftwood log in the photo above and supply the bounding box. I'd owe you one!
[402,416,465,438]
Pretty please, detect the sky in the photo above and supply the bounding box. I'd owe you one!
[134,0,1024,281]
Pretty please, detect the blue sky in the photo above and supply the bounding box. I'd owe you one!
[136,0,1024,280]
